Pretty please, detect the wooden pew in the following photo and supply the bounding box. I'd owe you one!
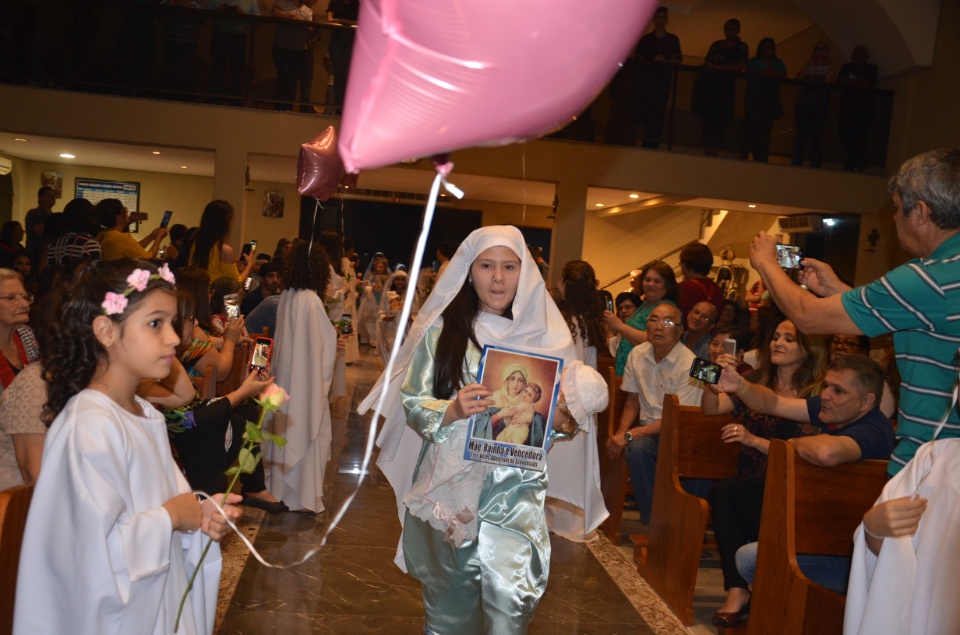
[634,394,740,626]
[746,440,887,635]
[597,365,628,543]
[0,484,34,635]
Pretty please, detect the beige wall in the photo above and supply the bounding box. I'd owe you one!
[243,180,305,257]
[14,158,213,236]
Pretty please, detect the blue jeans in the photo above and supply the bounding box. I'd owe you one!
[625,435,658,523]
[735,541,852,595]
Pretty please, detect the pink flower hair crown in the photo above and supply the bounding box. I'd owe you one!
[102,263,177,316]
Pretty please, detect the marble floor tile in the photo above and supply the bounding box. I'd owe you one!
[217,347,694,634]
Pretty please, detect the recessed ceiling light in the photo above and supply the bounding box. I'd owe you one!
[59,153,76,159]
[180,165,188,169]
[152,151,161,155]
[629,193,639,199]
[13,138,27,142]
[595,203,604,207]
[720,209,728,213]
[748,204,757,208]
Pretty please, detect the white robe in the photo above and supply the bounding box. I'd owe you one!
[14,390,220,635]
[545,340,608,542]
[266,288,337,512]
[326,266,347,398]
[844,438,960,635]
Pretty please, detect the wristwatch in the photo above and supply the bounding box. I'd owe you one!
[624,431,634,443]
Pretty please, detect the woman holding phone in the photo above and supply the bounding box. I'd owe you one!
[358,226,605,634]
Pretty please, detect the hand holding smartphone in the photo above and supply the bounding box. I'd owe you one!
[224,293,240,321]
[160,210,173,229]
[689,358,722,385]
[250,336,273,371]
[776,244,804,270]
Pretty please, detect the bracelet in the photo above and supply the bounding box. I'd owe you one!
[862,523,884,540]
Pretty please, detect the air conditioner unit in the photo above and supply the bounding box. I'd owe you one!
[0,157,11,176]
[778,215,823,233]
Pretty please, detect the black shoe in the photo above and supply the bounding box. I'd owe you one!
[241,495,289,514]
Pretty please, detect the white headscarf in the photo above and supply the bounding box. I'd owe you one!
[359,227,578,531]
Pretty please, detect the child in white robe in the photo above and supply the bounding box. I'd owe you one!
[14,259,242,635]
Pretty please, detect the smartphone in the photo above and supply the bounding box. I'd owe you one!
[160,210,173,228]
[605,296,614,312]
[243,277,253,291]
[689,357,722,385]
[340,314,353,335]
[599,290,614,313]
[723,338,737,357]
[249,336,273,371]
[249,240,257,251]
[224,293,240,321]
[776,244,804,270]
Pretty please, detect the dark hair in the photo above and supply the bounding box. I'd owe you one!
[318,231,344,276]
[679,243,714,276]
[343,237,355,253]
[755,320,827,397]
[827,355,884,407]
[190,200,233,270]
[721,299,741,323]
[173,287,196,348]
[434,282,482,399]
[616,291,642,309]
[283,240,331,293]
[43,259,176,423]
[749,305,785,369]
[640,259,680,304]
[210,276,241,315]
[273,238,291,262]
[175,266,214,333]
[62,198,99,234]
[724,18,741,31]
[168,223,188,243]
[42,213,68,241]
[97,198,126,230]
[654,6,668,16]
[0,221,22,248]
[437,241,455,259]
[37,186,54,199]
[755,37,776,58]
[558,260,606,349]
[888,148,960,230]
[258,261,282,277]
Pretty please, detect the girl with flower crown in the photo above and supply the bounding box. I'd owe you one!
[14,259,243,635]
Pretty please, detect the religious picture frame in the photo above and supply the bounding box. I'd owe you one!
[464,345,563,471]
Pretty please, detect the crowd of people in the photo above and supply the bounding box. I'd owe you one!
[1,147,958,634]
[605,7,880,170]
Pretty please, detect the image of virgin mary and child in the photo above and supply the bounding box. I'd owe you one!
[472,363,548,448]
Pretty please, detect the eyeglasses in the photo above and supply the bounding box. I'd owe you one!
[0,293,33,304]
[647,317,678,329]
[830,338,861,350]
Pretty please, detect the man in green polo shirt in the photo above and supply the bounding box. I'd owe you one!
[748,148,960,476]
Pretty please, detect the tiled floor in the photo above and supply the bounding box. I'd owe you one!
[215,347,724,634]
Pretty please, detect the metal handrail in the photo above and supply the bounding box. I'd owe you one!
[601,242,691,291]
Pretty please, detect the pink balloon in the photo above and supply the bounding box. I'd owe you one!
[338,0,657,173]
[298,126,344,201]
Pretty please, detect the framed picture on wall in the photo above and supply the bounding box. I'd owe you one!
[76,177,141,232]
[263,190,284,217]
[41,171,63,198]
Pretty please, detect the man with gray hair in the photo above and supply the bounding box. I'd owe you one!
[748,148,960,476]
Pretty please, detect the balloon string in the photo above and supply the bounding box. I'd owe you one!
[316,169,463,549]
[521,144,527,228]
[308,199,322,255]
[209,171,465,567]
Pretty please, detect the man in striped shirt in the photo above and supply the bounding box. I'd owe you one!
[748,148,960,476]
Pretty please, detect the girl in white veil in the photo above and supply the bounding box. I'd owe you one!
[359,226,604,634]
[375,269,419,369]
[357,253,390,347]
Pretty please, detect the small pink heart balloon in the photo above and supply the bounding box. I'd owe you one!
[338,0,656,173]
[298,126,344,201]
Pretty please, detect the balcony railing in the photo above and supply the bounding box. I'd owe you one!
[1,0,894,170]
